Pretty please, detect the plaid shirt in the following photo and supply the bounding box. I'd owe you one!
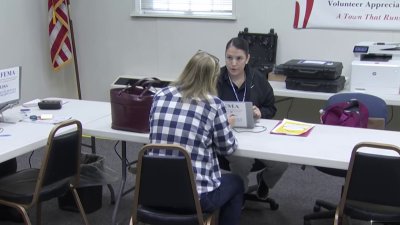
[149,86,238,196]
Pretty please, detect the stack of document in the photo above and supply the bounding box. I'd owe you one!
[271,119,315,136]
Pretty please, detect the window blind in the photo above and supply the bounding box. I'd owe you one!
[133,0,235,19]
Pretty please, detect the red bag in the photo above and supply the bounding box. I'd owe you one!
[320,100,369,128]
[110,78,160,133]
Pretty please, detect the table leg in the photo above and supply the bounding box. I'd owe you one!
[107,184,116,204]
[275,97,293,103]
[112,141,127,225]
[90,136,96,154]
[80,136,97,154]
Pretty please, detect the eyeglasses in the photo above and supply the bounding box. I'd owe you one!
[197,50,220,64]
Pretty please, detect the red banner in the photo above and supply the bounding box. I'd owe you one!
[294,0,400,30]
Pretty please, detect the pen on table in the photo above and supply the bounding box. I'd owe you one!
[0,134,11,137]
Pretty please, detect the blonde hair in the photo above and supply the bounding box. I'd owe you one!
[173,51,220,100]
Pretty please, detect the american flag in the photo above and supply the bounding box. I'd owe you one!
[48,0,73,70]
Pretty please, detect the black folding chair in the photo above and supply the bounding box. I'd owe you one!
[0,120,89,225]
[304,93,388,225]
[335,142,400,225]
[131,144,217,225]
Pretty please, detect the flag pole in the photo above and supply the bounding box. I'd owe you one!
[66,0,82,100]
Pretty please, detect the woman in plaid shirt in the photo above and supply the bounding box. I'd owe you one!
[149,50,244,225]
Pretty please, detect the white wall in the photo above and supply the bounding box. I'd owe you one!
[1,0,399,128]
[1,0,78,104]
[69,0,399,101]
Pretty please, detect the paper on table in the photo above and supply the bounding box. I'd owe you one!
[22,99,40,107]
[224,101,250,128]
[22,116,72,124]
[270,119,315,136]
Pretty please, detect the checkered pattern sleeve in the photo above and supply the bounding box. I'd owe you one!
[148,86,238,195]
[212,101,238,155]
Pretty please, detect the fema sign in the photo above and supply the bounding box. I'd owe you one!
[0,67,19,103]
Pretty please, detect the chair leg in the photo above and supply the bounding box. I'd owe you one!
[0,202,32,225]
[204,215,213,225]
[204,210,218,225]
[304,210,336,225]
[107,184,116,204]
[315,199,336,211]
[71,186,90,225]
[13,204,32,225]
[304,199,338,225]
[243,193,279,210]
[204,218,211,225]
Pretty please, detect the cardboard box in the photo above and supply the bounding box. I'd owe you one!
[268,72,286,82]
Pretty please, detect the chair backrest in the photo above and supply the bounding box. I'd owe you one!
[132,144,205,225]
[317,93,388,177]
[33,120,82,203]
[326,93,388,123]
[336,142,400,224]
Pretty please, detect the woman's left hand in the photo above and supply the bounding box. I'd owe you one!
[253,105,261,119]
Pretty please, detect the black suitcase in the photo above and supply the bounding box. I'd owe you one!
[238,28,278,74]
[285,76,346,93]
[278,59,343,80]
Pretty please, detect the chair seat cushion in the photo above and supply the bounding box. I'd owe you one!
[345,200,400,222]
[0,169,70,204]
[137,205,209,225]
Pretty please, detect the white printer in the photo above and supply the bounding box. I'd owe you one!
[351,42,400,94]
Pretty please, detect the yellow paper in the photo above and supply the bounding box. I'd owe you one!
[271,119,315,136]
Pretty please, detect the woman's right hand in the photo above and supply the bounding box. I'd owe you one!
[228,114,236,127]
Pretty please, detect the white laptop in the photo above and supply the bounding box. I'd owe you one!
[223,101,255,128]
